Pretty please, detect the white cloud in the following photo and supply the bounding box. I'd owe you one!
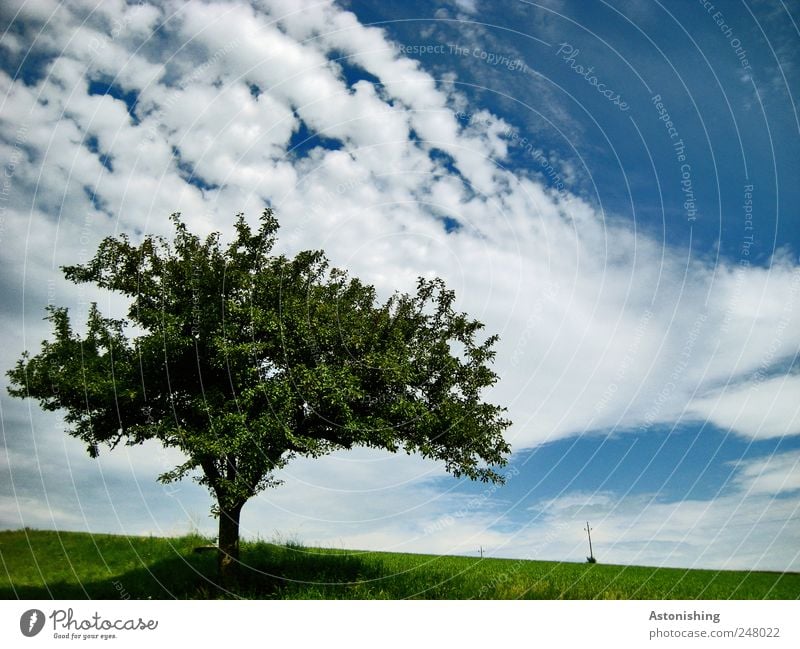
[1,0,61,23]
[517,488,800,571]
[733,449,800,495]
[239,451,800,571]
[2,0,799,446]
[689,374,800,440]
[0,495,84,530]
[1,0,799,571]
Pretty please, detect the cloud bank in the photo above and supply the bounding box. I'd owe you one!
[1,0,798,570]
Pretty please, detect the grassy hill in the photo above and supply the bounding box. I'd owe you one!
[1,529,797,599]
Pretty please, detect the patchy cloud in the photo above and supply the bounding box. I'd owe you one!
[1,0,799,569]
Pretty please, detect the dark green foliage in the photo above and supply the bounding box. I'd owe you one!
[6,211,511,575]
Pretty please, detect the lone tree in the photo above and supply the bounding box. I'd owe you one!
[7,210,511,585]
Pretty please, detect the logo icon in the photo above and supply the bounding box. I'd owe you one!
[20,609,45,637]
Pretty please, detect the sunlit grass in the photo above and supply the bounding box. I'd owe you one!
[1,529,797,599]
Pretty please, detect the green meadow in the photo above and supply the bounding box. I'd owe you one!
[1,530,797,599]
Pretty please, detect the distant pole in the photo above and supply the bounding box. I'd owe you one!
[480,545,483,559]
[584,521,594,561]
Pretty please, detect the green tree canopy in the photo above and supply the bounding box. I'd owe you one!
[7,210,511,584]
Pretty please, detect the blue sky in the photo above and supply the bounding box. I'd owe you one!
[1,0,798,571]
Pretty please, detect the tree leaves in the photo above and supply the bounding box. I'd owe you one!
[7,209,511,513]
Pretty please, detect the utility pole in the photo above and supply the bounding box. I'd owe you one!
[584,521,595,562]
[479,545,483,559]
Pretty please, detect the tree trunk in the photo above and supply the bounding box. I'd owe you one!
[217,502,243,587]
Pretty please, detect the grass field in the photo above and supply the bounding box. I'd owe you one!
[1,529,797,599]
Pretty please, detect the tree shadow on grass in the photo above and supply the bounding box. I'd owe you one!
[0,551,217,599]
[4,535,799,599]
[0,542,386,599]
[234,543,393,598]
